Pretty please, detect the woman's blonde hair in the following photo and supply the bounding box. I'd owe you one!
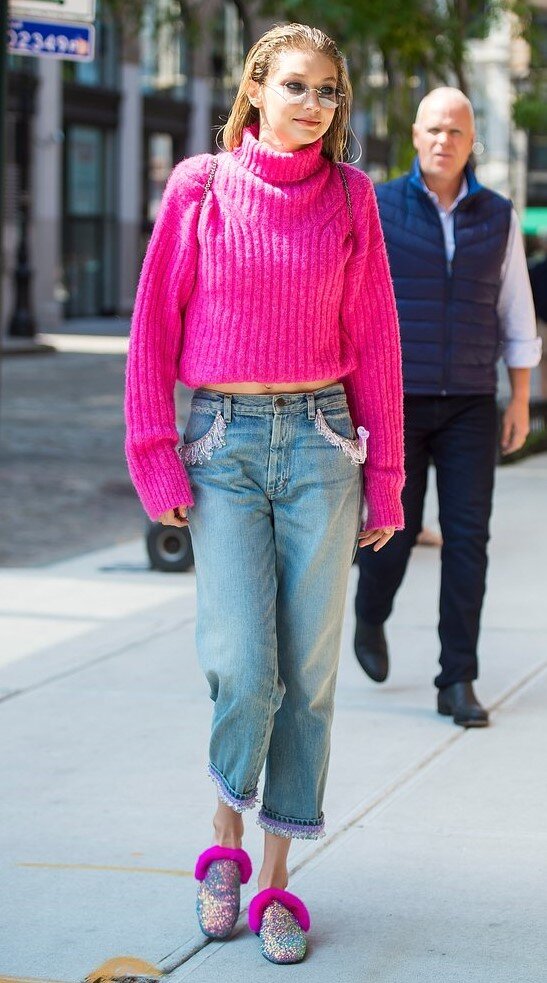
[222,23,352,163]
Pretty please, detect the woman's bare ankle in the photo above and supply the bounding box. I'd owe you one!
[214,831,243,848]
[257,867,289,892]
[213,801,244,849]
[258,831,291,891]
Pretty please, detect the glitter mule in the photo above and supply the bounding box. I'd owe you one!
[195,845,253,939]
[248,888,310,964]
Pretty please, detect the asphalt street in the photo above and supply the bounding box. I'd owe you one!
[0,321,191,567]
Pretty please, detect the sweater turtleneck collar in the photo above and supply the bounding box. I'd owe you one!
[234,124,325,184]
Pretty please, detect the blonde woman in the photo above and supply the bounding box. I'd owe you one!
[125,23,404,964]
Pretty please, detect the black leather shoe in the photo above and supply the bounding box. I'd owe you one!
[437,682,489,727]
[354,618,389,683]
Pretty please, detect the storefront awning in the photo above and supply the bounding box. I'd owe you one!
[522,207,547,236]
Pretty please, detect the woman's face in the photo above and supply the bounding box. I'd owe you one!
[248,49,339,152]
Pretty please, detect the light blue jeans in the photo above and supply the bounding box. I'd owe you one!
[180,384,363,839]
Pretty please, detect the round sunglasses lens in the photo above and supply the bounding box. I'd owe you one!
[285,90,307,104]
[280,85,340,108]
[318,96,338,108]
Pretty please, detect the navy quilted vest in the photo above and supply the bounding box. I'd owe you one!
[376,158,512,394]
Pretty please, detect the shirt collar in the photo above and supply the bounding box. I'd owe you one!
[420,173,468,215]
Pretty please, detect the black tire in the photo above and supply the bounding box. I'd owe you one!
[145,522,194,572]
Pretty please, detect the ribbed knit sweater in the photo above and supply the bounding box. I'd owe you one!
[125,125,405,529]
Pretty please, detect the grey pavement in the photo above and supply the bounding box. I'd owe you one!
[0,455,546,982]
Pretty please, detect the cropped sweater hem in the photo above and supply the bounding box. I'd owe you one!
[177,357,357,390]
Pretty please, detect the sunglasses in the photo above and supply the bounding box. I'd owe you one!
[262,81,343,110]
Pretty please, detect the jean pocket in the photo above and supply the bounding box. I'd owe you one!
[315,408,369,465]
[178,410,227,466]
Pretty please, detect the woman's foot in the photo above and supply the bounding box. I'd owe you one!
[195,845,252,939]
[249,888,310,964]
[195,801,250,939]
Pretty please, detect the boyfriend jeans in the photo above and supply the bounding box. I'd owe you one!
[356,394,498,689]
[180,384,363,839]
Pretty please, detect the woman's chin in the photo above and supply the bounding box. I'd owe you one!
[282,125,322,150]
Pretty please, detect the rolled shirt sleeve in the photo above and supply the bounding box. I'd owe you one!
[498,209,543,368]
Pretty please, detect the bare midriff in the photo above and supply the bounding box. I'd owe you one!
[200,377,340,395]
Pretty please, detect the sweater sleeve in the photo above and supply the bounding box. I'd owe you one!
[124,155,212,519]
[340,169,405,530]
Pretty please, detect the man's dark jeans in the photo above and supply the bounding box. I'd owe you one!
[356,394,498,689]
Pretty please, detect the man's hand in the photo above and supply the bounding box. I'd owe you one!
[358,527,396,551]
[501,399,529,455]
[158,505,189,527]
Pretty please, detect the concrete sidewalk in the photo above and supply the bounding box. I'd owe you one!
[0,457,546,982]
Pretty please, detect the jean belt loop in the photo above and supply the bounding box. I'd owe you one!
[222,394,232,424]
[307,392,316,420]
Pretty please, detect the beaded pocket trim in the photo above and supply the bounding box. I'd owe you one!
[178,411,227,465]
[315,409,369,465]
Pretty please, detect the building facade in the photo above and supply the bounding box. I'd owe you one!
[2,2,545,337]
[3,0,257,333]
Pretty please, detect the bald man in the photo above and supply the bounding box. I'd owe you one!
[354,88,542,726]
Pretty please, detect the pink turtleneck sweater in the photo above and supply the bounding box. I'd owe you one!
[125,126,405,529]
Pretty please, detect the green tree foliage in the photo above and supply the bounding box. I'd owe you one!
[102,0,198,40]
[258,0,534,169]
[261,0,532,90]
[512,6,547,135]
[513,92,547,132]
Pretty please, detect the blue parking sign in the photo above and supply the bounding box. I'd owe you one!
[8,17,95,61]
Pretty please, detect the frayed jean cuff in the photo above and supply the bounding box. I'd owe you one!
[208,762,258,813]
[257,807,325,840]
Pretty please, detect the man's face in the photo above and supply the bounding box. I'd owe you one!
[412,98,474,184]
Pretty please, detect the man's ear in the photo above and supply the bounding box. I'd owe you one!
[247,80,262,108]
[411,123,419,151]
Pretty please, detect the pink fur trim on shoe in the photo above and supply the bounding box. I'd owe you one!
[194,846,252,884]
[248,888,311,933]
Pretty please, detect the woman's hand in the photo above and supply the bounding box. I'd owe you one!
[158,505,189,527]
[358,526,395,551]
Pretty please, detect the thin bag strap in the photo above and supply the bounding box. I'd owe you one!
[336,162,353,238]
[199,156,218,211]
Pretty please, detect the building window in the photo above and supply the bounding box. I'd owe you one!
[147,133,174,224]
[63,125,117,316]
[140,0,189,100]
[211,0,246,98]
[529,136,547,173]
[7,54,38,75]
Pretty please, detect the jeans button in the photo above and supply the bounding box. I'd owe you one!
[275,396,286,409]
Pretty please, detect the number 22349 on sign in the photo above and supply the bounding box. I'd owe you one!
[8,18,95,62]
